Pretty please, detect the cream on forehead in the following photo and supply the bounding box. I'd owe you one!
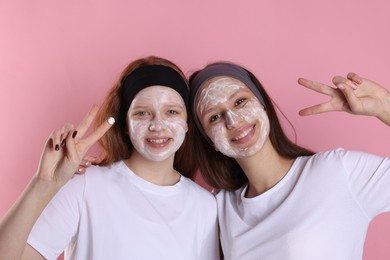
[130,86,185,109]
[197,78,245,114]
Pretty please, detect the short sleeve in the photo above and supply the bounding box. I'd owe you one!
[338,148,390,219]
[27,174,86,259]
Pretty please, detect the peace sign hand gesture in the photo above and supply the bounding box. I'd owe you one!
[37,105,115,188]
[298,73,390,125]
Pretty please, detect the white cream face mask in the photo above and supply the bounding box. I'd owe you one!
[197,78,269,158]
[127,86,188,162]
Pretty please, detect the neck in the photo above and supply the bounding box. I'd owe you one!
[123,152,180,186]
[235,139,294,198]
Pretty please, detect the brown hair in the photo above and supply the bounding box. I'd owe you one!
[189,62,314,191]
[95,56,196,179]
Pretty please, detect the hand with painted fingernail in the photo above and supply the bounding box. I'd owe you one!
[36,105,115,187]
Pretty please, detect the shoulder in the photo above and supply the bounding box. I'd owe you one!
[296,148,388,181]
[84,162,120,175]
[309,147,346,160]
[292,148,352,174]
[181,177,216,205]
[84,161,126,181]
[301,147,355,166]
[78,161,130,194]
[309,147,384,164]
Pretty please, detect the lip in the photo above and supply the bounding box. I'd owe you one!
[146,137,172,148]
[231,125,255,145]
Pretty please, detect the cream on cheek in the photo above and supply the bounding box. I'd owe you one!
[127,87,188,162]
[129,118,187,161]
[208,98,269,158]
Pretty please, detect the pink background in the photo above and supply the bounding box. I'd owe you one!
[1,0,389,259]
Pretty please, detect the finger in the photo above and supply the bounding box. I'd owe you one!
[347,72,363,84]
[80,158,92,167]
[82,117,115,150]
[332,75,347,84]
[332,76,357,90]
[91,157,103,165]
[336,83,361,112]
[82,155,104,165]
[90,153,106,165]
[76,167,86,174]
[298,102,335,116]
[297,78,334,96]
[65,130,80,164]
[82,155,97,165]
[77,155,96,174]
[60,123,74,146]
[75,105,100,139]
[39,134,63,174]
[52,130,62,151]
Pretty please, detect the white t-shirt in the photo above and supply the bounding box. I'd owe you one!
[217,148,390,260]
[28,161,219,260]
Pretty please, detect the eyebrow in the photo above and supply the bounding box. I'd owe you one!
[130,105,149,110]
[162,101,185,108]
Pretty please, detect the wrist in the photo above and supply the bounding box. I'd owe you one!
[378,92,390,126]
[29,176,62,201]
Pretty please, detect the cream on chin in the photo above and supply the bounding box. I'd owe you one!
[129,118,187,161]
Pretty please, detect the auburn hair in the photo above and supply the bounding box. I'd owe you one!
[94,56,197,179]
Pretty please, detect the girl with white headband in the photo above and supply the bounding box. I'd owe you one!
[0,56,219,260]
[189,62,390,259]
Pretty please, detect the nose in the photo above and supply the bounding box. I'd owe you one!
[148,116,167,131]
[225,110,241,130]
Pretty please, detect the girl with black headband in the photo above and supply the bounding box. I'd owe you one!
[0,56,219,260]
[189,62,390,259]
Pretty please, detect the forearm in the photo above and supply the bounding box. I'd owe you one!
[0,176,60,259]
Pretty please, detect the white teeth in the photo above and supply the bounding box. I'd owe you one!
[148,138,168,144]
[233,127,253,141]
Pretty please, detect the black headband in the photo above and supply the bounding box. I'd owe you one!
[190,63,266,145]
[118,65,189,129]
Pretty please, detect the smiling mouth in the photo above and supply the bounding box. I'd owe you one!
[232,125,255,142]
[147,138,170,144]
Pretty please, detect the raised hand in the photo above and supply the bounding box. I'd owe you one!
[36,105,115,187]
[298,73,390,125]
[0,105,115,260]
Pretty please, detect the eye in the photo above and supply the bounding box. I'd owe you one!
[136,111,149,116]
[167,110,178,115]
[210,114,222,122]
[235,98,246,106]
